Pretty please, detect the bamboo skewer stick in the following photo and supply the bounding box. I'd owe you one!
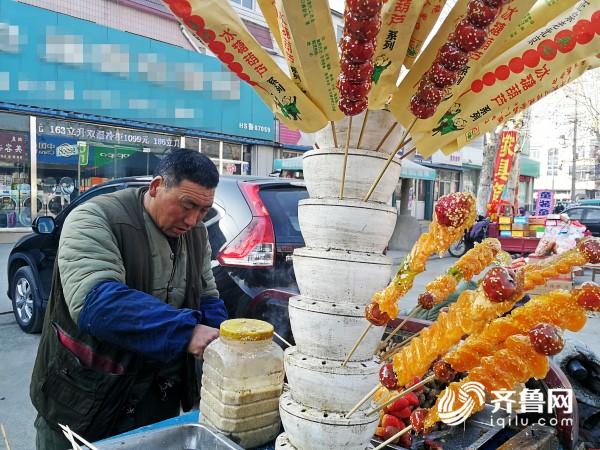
[367,375,436,416]
[1,424,11,450]
[331,121,339,148]
[341,322,372,367]
[345,383,381,419]
[375,121,397,151]
[339,116,353,199]
[357,109,370,149]
[376,308,421,354]
[363,118,417,202]
[59,424,100,450]
[373,425,413,450]
[274,331,292,348]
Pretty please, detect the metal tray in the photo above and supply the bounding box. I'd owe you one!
[89,423,243,450]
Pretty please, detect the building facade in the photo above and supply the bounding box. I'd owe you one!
[0,0,308,239]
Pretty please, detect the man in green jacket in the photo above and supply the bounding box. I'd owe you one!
[30,149,228,449]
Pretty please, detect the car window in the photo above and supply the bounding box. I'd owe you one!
[566,208,584,220]
[259,187,308,245]
[584,209,600,221]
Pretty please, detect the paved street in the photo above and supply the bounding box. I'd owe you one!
[0,246,599,450]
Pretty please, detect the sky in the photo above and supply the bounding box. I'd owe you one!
[328,0,344,12]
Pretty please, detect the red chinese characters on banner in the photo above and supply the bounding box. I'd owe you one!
[488,130,517,215]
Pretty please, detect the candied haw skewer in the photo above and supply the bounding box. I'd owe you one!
[529,323,565,356]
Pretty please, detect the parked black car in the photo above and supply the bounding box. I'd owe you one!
[563,205,600,237]
[7,176,307,342]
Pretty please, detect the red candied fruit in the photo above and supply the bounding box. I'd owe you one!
[574,282,600,312]
[337,74,372,101]
[418,292,436,310]
[410,95,436,119]
[416,81,444,105]
[344,11,381,41]
[341,59,374,82]
[467,0,498,28]
[379,363,399,390]
[365,302,391,326]
[453,19,488,52]
[529,323,565,356]
[482,266,518,302]
[483,0,504,7]
[409,408,429,434]
[428,61,460,88]
[339,35,376,64]
[579,237,600,264]
[346,0,384,18]
[432,360,457,383]
[438,42,469,71]
[434,192,475,228]
[339,96,368,116]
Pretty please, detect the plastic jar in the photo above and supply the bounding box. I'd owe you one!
[200,319,285,448]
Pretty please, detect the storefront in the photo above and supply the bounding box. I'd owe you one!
[0,0,286,238]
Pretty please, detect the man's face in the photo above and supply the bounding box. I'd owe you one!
[148,177,215,237]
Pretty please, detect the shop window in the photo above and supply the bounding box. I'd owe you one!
[184,137,200,151]
[0,129,31,227]
[223,142,242,160]
[201,139,220,158]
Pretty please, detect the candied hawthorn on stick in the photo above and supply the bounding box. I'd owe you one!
[391,272,524,388]
[422,238,502,306]
[444,290,586,372]
[423,334,551,430]
[371,193,476,319]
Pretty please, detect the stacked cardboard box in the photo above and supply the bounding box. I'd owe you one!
[528,216,546,238]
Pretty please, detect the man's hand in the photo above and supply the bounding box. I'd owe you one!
[187,324,219,359]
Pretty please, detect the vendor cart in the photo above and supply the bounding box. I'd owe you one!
[91,317,579,450]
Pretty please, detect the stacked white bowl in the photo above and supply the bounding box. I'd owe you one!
[277,141,402,450]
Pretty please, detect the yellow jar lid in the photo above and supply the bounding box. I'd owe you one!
[220,319,274,341]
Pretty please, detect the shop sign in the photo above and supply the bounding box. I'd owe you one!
[37,119,180,148]
[535,190,555,216]
[488,131,517,215]
[37,135,80,165]
[0,130,28,162]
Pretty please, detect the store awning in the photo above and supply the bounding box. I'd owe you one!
[519,156,540,178]
[401,159,437,181]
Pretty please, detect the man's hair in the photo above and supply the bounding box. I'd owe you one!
[154,149,219,189]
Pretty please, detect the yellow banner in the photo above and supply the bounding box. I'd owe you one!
[411,0,600,156]
[486,0,579,63]
[162,0,328,132]
[390,0,536,131]
[440,60,592,155]
[368,0,424,110]
[256,0,284,53]
[403,0,446,69]
[274,0,344,122]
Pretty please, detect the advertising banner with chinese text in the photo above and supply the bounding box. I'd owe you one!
[274,0,344,121]
[390,0,537,132]
[403,0,446,69]
[164,0,328,132]
[412,0,600,156]
[536,190,555,216]
[368,0,423,109]
[488,130,517,215]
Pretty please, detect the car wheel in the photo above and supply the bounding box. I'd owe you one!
[12,266,44,333]
[448,237,468,257]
